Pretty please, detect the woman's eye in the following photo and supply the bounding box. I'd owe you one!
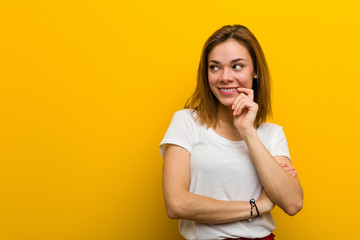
[209,65,219,71]
[233,64,243,70]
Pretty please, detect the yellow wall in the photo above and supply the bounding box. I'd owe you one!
[1,0,359,239]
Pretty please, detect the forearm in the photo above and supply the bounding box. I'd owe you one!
[163,144,273,223]
[242,130,303,215]
[165,191,269,224]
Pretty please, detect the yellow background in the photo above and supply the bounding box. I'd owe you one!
[1,0,359,239]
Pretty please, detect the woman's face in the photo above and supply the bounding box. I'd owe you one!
[207,39,255,108]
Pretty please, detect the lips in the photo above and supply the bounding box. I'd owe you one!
[219,87,237,95]
[220,88,236,92]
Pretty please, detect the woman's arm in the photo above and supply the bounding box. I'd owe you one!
[242,132,303,216]
[162,144,274,224]
[232,88,303,216]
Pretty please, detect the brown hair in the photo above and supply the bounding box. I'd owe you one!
[185,24,272,128]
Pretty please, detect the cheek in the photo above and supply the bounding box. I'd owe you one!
[236,74,253,88]
[207,74,217,87]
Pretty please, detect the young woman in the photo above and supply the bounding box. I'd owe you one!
[160,25,303,240]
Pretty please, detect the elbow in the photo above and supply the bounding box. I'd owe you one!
[165,198,186,219]
[284,199,303,216]
[166,205,179,219]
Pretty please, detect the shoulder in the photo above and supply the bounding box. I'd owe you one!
[257,122,285,139]
[172,109,198,124]
[258,122,291,159]
[173,109,196,118]
[258,122,283,132]
[159,109,200,157]
[165,109,201,134]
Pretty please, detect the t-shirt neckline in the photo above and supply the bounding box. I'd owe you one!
[207,127,247,146]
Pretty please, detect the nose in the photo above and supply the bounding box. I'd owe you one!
[221,67,234,82]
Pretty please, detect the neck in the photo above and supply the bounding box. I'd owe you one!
[213,104,243,141]
[217,105,236,127]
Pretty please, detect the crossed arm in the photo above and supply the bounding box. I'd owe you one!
[162,141,303,224]
[242,131,303,216]
[163,144,275,224]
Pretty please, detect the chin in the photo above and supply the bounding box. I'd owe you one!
[218,100,234,108]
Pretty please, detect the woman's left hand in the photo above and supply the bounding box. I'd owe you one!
[280,162,298,177]
[232,87,258,136]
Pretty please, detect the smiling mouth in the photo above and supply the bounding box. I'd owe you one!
[218,88,237,96]
[220,88,237,93]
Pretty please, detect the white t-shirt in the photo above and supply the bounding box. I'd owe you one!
[160,109,291,240]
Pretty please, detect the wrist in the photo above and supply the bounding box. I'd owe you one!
[238,127,257,141]
[248,199,259,221]
[257,198,273,215]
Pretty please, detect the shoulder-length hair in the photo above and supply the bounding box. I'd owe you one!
[185,25,272,128]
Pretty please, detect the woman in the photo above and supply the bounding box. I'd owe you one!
[160,25,303,240]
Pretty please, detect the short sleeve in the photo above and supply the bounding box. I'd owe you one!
[269,127,291,161]
[159,110,198,159]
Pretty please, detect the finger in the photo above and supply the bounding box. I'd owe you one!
[284,167,295,172]
[233,101,246,115]
[279,162,297,176]
[232,95,247,113]
[286,166,295,171]
[237,100,258,114]
[236,103,247,116]
[287,169,297,176]
[232,93,247,110]
[234,98,251,115]
[237,87,254,101]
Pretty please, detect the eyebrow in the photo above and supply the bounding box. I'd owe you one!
[209,58,247,64]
